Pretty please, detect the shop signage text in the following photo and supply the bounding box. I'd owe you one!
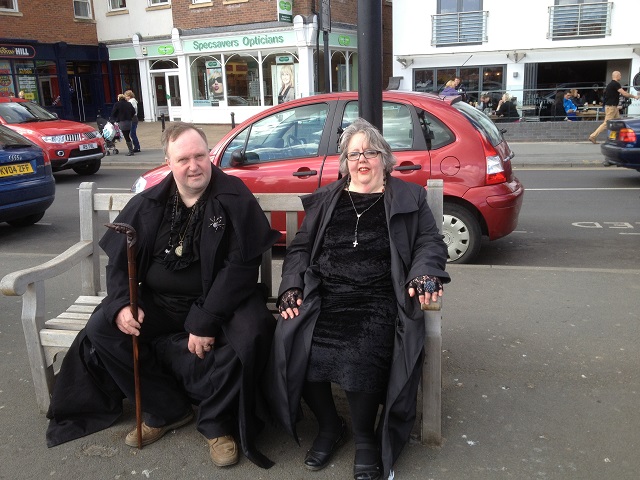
[192,34,286,52]
[0,45,36,59]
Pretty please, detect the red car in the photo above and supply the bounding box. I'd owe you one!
[0,98,105,175]
[132,92,524,263]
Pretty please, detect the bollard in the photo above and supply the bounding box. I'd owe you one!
[230,112,235,129]
[161,113,166,132]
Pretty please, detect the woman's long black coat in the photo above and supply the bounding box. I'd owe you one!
[265,176,449,478]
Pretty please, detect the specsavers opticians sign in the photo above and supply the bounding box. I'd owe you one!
[186,32,297,53]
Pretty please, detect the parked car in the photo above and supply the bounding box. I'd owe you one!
[601,118,640,172]
[0,98,105,175]
[132,92,525,263]
[0,124,55,226]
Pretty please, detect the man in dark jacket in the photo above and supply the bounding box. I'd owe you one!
[47,123,280,470]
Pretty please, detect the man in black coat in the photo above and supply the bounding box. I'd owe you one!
[46,123,280,470]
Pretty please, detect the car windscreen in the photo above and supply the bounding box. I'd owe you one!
[0,101,57,124]
[453,101,504,147]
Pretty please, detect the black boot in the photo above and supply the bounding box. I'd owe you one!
[126,141,134,156]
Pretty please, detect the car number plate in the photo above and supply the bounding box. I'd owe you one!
[80,142,98,151]
[608,131,617,140]
[0,162,34,177]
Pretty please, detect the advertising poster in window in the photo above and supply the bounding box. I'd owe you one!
[0,60,16,98]
[15,62,39,102]
[206,60,223,106]
[274,63,296,105]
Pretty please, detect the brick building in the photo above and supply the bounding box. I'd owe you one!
[0,0,109,121]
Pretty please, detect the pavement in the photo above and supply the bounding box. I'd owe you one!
[2,121,638,479]
[100,120,612,170]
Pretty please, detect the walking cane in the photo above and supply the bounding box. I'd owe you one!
[105,222,143,449]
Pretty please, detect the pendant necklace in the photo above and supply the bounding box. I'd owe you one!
[169,192,197,257]
[346,189,384,247]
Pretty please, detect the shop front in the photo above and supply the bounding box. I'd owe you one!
[108,16,358,125]
[0,41,108,122]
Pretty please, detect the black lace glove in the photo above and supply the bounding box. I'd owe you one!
[407,275,443,294]
[278,288,303,314]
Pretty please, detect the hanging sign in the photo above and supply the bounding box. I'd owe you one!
[278,0,293,23]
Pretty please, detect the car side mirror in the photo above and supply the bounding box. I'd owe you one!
[229,148,246,167]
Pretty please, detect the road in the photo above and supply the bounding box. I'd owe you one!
[2,166,638,270]
[476,167,640,269]
[1,163,639,479]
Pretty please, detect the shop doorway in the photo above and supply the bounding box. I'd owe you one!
[151,72,181,121]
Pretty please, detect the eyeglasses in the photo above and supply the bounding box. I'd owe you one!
[346,150,381,161]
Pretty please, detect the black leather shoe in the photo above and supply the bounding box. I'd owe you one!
[353,443,381,480]
[304,417,348,471]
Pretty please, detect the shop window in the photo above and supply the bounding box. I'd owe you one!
[414,70,434,93]
[0,0,18,12]
[73,0,92,18]
[14,61,38,103]
[219,103,329,168]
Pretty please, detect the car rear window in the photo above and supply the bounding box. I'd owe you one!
[453,101,504,147]
[0,125,33,147]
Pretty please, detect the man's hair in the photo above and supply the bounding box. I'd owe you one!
[338,118,397,175]
[161,122,209,156]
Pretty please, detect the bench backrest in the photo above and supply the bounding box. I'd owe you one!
[79,179,444,300]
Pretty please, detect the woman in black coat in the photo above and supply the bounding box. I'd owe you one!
[110,93,137,156]
[267,118,450,480]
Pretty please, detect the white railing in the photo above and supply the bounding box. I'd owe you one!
[548,2,612,39]
[431,10,488,46]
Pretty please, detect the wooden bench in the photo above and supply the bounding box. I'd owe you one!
[1,180,445,446]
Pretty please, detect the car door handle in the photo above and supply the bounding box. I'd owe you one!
[394,164,421,171]
[293,170,318,177]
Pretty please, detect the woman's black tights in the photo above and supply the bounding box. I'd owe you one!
[302,381,382,459]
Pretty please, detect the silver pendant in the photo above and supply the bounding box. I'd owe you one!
[175,244,183,257]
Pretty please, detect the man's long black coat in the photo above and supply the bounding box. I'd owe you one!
[265,176,450,479]
[47,168,280,468]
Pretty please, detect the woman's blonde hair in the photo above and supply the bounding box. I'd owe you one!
[445,80,456,88]
[117,93,126,101]
[124,90,135,99]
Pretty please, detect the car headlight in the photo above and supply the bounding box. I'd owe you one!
[42,135,67,144]
[131,176,147,193]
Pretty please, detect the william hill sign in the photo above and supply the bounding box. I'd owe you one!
[0,45,36,59]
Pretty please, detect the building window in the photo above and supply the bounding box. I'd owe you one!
[108,0,127,11]
[432,0,487,46]
[549,1,611,39]
[0,0,18,11]
[413,65,504,104]
[149,0,169,5]
[192,0,209,4]
[73,0,92,18]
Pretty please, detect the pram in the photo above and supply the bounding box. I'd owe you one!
[96,115,122,155]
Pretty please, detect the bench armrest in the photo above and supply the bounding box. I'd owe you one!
[1,241,93,296]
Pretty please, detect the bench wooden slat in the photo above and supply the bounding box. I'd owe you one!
[64,305,96,314]
[44,318,88,331]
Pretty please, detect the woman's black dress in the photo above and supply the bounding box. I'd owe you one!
[306,190,397,393]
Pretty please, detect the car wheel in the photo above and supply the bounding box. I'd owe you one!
[7,211,45,227]
[442,204,481,264]
[72,159,101,176]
